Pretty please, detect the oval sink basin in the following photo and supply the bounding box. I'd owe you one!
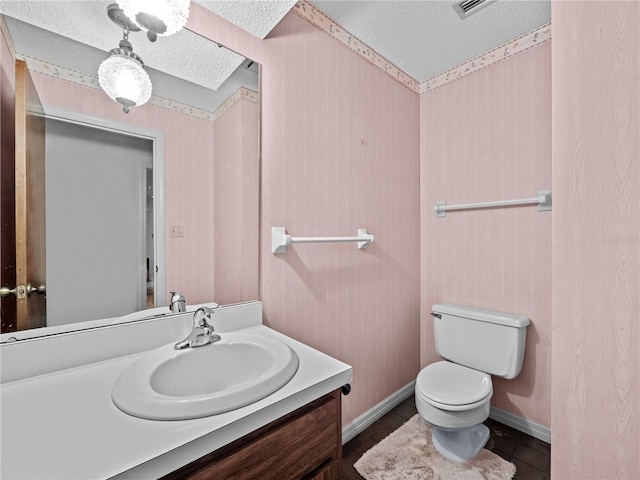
[111,332,299,420]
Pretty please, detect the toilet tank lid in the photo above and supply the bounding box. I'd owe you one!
[432,303,530,327]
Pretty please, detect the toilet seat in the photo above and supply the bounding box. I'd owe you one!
[416,361,492,411]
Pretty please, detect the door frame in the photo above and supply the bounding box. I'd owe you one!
[42,105,166,310]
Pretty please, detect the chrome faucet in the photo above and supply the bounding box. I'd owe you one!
[174,306,221,350]
[169,291,186,313]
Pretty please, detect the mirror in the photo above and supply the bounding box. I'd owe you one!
[0,1,260,339]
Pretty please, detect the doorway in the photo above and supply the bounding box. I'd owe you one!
[43,108,165,326]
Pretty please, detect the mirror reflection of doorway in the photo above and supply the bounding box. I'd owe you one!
[145,167,154,309]
[45,118,153,325]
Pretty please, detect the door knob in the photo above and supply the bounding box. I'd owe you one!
[0,285,26,298]
[27,283,46,297]
[0,287,17,298]
[0,284,45,298]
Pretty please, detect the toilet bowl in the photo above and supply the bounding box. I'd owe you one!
[415,361,493,462]
[417,303,530,462]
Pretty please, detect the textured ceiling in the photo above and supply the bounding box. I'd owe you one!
[0,0,553,102]
[3,16,258,113]
[196,0,297,39]
[0,0,294,111]
[0,0,246,91]
[310,0,551,82]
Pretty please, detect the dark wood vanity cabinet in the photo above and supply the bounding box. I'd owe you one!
[164,389,343,480]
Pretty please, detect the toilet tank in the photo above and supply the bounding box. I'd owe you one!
[432,303,530,379]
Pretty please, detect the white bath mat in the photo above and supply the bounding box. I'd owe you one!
[354,414,516,480]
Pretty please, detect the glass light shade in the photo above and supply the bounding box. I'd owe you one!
[98,54,152,113]
[118,0,190,37]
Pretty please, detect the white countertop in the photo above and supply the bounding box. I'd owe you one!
[1,324,352,479]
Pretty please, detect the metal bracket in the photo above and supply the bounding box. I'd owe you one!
[537,189,552,211]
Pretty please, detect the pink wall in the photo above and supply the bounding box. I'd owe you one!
[212,98,260,304]
[552,2,639,478]
[31,74,215,305]
[420,44,552,426]
[258,13,421,426]
[190,6,421,426]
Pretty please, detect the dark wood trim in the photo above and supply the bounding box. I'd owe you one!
[0,35,17,332]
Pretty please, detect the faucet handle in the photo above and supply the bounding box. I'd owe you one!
[201,306,217,315]
[193,305,219,328]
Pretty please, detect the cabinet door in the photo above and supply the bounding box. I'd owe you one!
[165,390,342,480]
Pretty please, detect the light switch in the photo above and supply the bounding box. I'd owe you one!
[169,225,184,238]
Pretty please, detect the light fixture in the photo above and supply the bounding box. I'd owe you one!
[98,5,152,113]
[117,0,190,42]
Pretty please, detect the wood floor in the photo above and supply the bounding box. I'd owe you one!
[341,397,551,479]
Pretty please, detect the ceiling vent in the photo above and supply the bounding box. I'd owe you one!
[453,0,497,19]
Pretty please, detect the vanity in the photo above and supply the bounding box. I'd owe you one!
[0,302,353,479]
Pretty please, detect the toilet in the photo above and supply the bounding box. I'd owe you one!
[415,303,530,463]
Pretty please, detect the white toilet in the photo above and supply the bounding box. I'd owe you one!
[415,303,530,463]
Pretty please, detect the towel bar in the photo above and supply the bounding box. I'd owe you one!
[272,227,375,254]
[435,190,552,217]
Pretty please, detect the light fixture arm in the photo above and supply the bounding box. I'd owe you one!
[108,26,145,67]
[107,3,141,32]
[98,4,152,114]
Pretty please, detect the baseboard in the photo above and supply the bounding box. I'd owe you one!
[489,406,551,444]
[342,381,416,445]
[341,382,551,446]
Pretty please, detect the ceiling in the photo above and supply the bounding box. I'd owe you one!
[196,0,297,39]
[0,1,295,112]
[309,0,551,83]
[0,1,551,109]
